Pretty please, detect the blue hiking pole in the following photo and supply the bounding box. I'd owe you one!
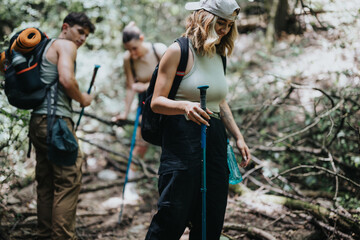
[75,64,101,131]
[118,105,142,224]
[198,85,209,240]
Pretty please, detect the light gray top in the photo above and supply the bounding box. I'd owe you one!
[175,42,228,112]
[33,39,73,118]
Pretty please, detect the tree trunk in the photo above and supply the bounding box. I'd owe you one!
[265,0,280,51]
[275,0,289,35]
[265,0,290,51]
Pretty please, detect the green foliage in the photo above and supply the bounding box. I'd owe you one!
[0,0,359,220]
[337,195,360,210]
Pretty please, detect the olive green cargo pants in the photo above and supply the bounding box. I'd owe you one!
[29,114,83,240]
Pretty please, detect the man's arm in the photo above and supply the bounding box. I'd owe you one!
[55,40,92,107]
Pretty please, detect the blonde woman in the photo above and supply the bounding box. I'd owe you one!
[145,0,251,239]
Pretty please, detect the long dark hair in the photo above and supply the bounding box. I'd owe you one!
[122,21,141,43]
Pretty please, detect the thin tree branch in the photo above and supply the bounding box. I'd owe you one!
[272,164,360,188]
[78,137,157,175]
[72,110,134,127]
[290,83,335,108]
[271,99,344,145]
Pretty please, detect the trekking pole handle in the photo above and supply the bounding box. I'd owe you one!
[87,64,101,94]
[198,85,209,111]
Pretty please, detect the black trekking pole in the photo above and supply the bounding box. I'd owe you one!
[198,85,209,240]
[75,64,100,131]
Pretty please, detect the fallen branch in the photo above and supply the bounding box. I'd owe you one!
[271,99,344,145]
[233,184,360,236]
[327,152,339,200]
[289,83,335,107]
[80,176,144,193]
[252,145,323,154]
[247,175,304,200]
[311,216,356,240]
[261,213,287,229]
[78,137,157,175]
[299,0,330,29]
[105,156,127,173]
[243,87,293,131]
[1,221,36,229]
[72,110,134,127]
[223,223,276,240]
[257,194,360,236]
[0,109,28,121]
[272,164,360,188]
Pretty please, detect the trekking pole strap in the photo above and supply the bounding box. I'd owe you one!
[46,79,59,144]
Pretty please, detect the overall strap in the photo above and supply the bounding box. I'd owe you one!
[46,79,59,144]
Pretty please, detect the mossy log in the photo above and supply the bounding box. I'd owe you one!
[223,223,276,240]
[230,184,360,236]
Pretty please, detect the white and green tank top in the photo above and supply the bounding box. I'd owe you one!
[175,42,228,113]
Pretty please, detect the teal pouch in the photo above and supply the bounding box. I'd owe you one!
[48,118,78,166]
[227,140,243,185]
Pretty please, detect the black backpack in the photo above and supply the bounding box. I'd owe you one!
[141,37,227,146]
[3,28,53,110]
[141,37,189,146]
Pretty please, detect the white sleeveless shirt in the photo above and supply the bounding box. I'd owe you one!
[175,43,228,112]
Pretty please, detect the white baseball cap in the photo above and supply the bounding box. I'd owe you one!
[185,0,240,21]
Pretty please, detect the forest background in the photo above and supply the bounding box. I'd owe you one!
[0,0,359,239]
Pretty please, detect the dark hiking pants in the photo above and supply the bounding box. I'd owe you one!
[145,116,229,240]
[29,114,82,240]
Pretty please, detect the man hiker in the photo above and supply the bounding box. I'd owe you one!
[28,12,95,240]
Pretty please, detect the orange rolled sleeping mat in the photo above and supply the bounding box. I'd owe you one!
[0,28,42,73]
[10,28,42,54]
[0,51,5,73]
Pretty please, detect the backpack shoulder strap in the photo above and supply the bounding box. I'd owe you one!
[221,55,226,75]
[130,43,161,80]
[129,58,136,80]
[168,37,189,99]
[152,43,160,63]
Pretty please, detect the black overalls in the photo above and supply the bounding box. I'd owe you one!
[145,114,229,240]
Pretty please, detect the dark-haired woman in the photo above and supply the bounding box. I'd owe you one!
[114,22,167,159]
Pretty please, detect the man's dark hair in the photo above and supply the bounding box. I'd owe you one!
[63,12,95,33]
